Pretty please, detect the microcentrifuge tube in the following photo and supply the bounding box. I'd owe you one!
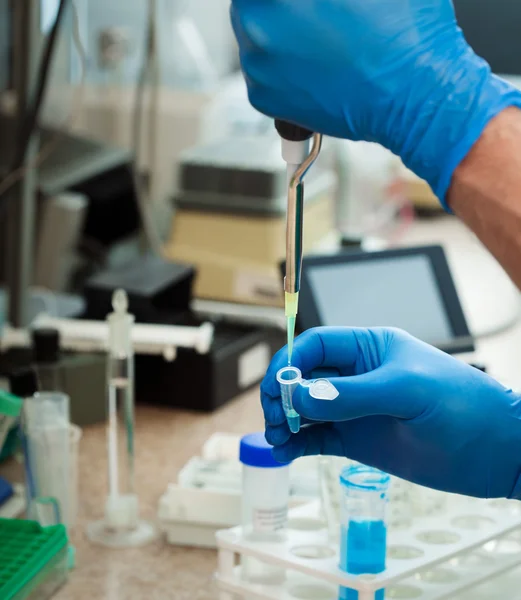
[277,366,302,434]
[276,369,340,434]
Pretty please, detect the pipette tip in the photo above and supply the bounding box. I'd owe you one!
[287,316,296,365]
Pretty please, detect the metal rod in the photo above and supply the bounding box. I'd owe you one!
[284,133,323,294]
[6,0,40,326]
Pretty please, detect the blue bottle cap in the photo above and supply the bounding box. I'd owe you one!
[239,432,291,468]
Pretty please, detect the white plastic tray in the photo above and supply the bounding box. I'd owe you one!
[216,499,521,600]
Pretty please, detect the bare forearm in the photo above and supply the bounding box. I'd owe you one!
[448,108,521,290]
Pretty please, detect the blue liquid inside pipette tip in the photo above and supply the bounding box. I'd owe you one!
[286,411,301,434]
[339,521,386,600]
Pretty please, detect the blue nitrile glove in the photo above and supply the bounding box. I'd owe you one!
[261,327,521,499]
[230,0,521,207]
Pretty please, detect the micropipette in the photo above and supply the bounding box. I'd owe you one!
[86,289,156,548]
[275,120,323,365]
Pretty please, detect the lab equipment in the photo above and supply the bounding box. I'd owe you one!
[0,391,22,455]
[138,323,284,412]
[339,465,390,600]
[21,314,214,358]
[86,290,156,548]
[240,432,291,584]
[217,491,521,600]
[276,366,339,434]
[22,392,74,528]
[276,120,323,363]
[295,245,474,354]
[0,518,68,600]
[262,327,521,500]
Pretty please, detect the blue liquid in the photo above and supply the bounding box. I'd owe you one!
[285,410,300,434]
[339,520,386,600]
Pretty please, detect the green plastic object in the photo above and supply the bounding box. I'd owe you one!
[0,426,19,462]
[0,392,22,459]
[0,392,23,418]
[0,519,69,600]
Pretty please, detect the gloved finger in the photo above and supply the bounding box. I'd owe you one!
[262,327,389,399]
[272,418,397,473]
[271,423,345,463]
[261,389,286,427]
[265,422,291,446]
[292,369,419,422]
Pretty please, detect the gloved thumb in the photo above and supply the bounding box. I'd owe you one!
[292,369,418,422]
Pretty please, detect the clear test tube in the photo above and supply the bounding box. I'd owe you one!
[277,366,302,433]
[23,392,72,527]
[339,465,390,600]
[240,432,291,585]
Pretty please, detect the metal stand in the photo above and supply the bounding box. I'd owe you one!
[5,0,40,327]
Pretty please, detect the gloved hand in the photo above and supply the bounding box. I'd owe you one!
[261,327,521,499]
[230,0,521,207]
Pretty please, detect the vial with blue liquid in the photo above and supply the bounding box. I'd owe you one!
[339,465,390,600]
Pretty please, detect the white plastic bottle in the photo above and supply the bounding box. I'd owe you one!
[240,432,291,585]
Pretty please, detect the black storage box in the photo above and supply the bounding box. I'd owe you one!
[135,322,285,412]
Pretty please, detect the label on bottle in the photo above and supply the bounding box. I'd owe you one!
[252,506,288,533]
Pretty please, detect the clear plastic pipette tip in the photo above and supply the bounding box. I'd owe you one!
[285,292,299,365]
[287,316,296,364]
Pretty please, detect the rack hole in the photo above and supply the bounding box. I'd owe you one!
[291,545,335,560]
[452,515,495,530]
[388,545,424,560]
[386,584,423,598]
[289,584,336,599]
[416,567,459,584]
[416,530,461,545]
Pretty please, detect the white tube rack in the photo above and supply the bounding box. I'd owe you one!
[216,499,521,600]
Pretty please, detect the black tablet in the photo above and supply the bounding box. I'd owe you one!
[294,245,474,355]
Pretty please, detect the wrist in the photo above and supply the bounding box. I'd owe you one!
[393,48,521,210]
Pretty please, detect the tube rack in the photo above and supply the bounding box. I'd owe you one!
[216,498,521,599]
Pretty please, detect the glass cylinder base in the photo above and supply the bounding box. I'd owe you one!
[86,519,157,548]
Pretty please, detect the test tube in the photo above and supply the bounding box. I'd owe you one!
[277,366,302,434]
[339,465,390,600]
[23,393,72,527]
[240,432,291,585]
